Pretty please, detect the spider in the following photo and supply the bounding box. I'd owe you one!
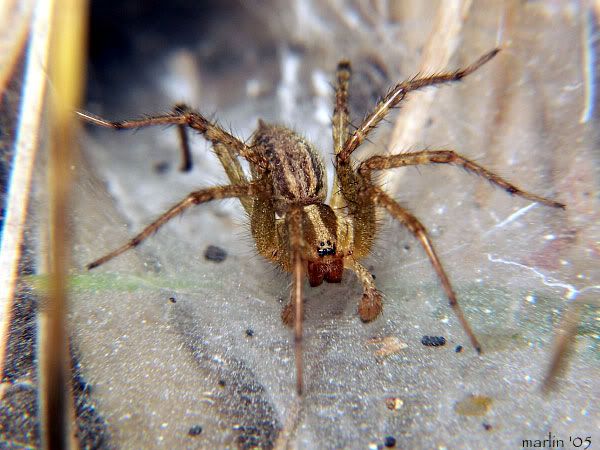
[79,47,564,395]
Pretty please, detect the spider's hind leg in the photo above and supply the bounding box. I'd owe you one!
[337,49,500,162]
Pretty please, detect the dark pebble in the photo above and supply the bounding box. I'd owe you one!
[455,345,463,353]
[384,435,396,447]
[188,425,203,436]
[483,422,492,431]
[204,245,227,262]
[153,161,170,174]
[421,335,446,347]
[245,329,254,337]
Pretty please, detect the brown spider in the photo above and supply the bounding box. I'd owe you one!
[79,47,564,395]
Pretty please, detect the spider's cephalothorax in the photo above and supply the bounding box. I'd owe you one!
[80,47,564,395]
[251,121,354,289]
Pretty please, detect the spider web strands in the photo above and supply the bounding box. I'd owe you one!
[359,150,565,209]
[370,187,482,353]
[337,48,500,163]
[87,183,259,270]
[484,203,539,235]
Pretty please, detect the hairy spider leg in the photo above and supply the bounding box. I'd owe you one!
[359,150,565,209]
[355,147,564,352]
[337,48,500,162]
[86,183,258,269]
[172,104,193,172]
[344,258,382,322]
[333,50,504,259]
[172,103,255,214]
[76,108,267,171]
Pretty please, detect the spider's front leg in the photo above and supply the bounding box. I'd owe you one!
[286,206,305,395]
[86,183,258,269]
[345,259,383,322]
[337,48,500,162]
[330,60,351,210]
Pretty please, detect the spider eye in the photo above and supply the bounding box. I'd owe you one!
[317,241,336,257]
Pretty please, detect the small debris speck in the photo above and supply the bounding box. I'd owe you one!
[168,297,176,303]
[455,345,463,353]
[368,336,407,357]
[385,397,404,410]
[455,395,493,416]
[188,425,203,436]
[384,435,396,447]
[245,329,254,337]
[483,422,492,431]
[421,335,446,347]
[204,245,227,262]
[153,161,170,174]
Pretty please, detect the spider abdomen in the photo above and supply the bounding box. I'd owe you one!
[253,120,327,208]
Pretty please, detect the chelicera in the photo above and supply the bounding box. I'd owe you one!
[79,48,564,395]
